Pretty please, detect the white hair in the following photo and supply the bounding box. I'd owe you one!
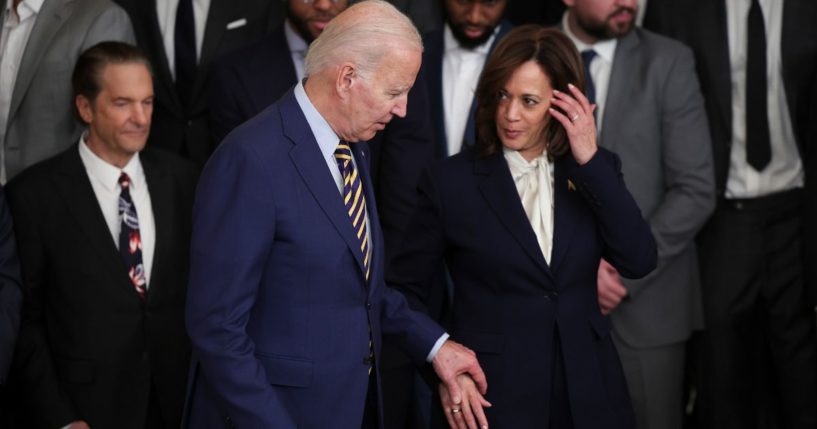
[304,0,423,79]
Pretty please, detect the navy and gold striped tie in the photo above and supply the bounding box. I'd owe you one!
[334,141,370,281]
[334,141,374,375]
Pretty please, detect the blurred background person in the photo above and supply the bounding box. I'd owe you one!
[389,25,656,428]
[644,1,817,428]
[0,0,134,183]
[113,0,281,165]
[559,0,715,428]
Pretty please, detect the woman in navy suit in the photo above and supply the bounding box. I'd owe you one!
[388,26,656,429]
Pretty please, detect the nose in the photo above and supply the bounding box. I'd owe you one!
[466,5,483,24]
[131,103,150,126]
[314,0,332,11]
[391,95,408,118]
[503,100,520,122]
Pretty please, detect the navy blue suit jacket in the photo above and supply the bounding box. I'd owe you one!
[422,21,513,158]
[184,89,445,428]
[389,149,657,428]
[208,25,436,265]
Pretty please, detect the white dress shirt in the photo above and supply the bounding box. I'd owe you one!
[562,12,618,135]
[0,0,43,183]
[155,0,211,79]
[78,137,156,287]
[293,80,449,360]
[284,20,308,81]
[442,24,496,156]
[505,149,555,264]
[724,0,803,198]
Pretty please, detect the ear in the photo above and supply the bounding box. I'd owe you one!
[335,62,357,100]
[76,95,94,124]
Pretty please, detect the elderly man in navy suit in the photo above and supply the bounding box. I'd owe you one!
[183,2,485,428]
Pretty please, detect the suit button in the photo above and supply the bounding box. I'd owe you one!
[366,302,372,310]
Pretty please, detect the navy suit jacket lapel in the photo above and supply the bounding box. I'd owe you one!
[281,91,369,280]
[476,152,552,279]
[550,157,579,274]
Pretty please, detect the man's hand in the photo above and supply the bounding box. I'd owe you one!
[432,340,487,407]
[597,259,627,315]
[65,421,90,429]
[440,374,491,429]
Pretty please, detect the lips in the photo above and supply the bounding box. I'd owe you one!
[463,26,486,39]
[502,128,524,139]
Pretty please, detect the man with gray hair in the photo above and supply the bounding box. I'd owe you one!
[182,2,486,428]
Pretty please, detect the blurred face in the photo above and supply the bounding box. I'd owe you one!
[288,0,349,43]
[77,63,153,168]
[565,0,637,42]
[495,61,553,161]
[339,48,421,142]
[445,0,508,49]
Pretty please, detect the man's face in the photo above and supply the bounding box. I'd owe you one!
[445,0,508,49]
[566,0,637,41]
[288,0,349,43]
[339,48,421,142]
[77,63,153,167]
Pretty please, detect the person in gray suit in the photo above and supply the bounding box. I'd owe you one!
[560,0,715,427]
[0,0,135,183]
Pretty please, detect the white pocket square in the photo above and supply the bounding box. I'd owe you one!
[226,18,247,30]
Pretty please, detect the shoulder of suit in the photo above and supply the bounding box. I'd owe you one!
[6,146,77,196]
[212,26,286,73]
[140,148,199,181]
[635,27,694,60]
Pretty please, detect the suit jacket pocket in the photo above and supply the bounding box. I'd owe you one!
[55,357,95,385]
[453,331,504,355]
[256,353,313,387]
[589,311,612,339]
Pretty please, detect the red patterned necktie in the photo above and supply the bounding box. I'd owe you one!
[118,172,147,300]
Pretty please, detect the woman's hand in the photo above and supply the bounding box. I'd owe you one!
[439,374,492,429]
[549,83,598,165]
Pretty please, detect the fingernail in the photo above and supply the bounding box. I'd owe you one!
[553,89,560,94]
[568,83,575,88]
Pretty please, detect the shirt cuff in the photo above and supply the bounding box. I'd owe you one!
[426,332,450,362]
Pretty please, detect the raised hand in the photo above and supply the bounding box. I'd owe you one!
[548,83,598,165]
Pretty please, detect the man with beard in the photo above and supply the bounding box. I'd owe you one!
[207,1,436,427]
[422,0,512,159]
[560,0,716,428]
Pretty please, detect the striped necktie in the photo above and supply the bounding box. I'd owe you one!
[333,141,370,281]
[334,142,375,375]
[118,172,147,300]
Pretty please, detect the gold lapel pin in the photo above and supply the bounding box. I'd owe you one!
[567,179,576,191]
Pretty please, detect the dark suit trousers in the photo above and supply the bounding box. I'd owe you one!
[694,189,817,429]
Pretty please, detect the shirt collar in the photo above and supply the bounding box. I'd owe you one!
[293,80,342,161]
[561,11,617,64]
[5,0,44,20]
[284,19,309,56]
[78,133,143,193]
[443,23,497,55]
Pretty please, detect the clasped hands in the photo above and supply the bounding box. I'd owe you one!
[432,340,491,429]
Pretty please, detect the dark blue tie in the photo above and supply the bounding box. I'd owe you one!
[174,0,196,108]
[745,0,771,171]
[118,173,147,300]
[580,49,597,106]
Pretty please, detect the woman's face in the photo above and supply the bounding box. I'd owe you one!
[495,60,553,161]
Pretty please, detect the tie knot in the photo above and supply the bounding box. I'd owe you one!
[118,172,131,189]
[334,141,353,162]
[581,49,597,65]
